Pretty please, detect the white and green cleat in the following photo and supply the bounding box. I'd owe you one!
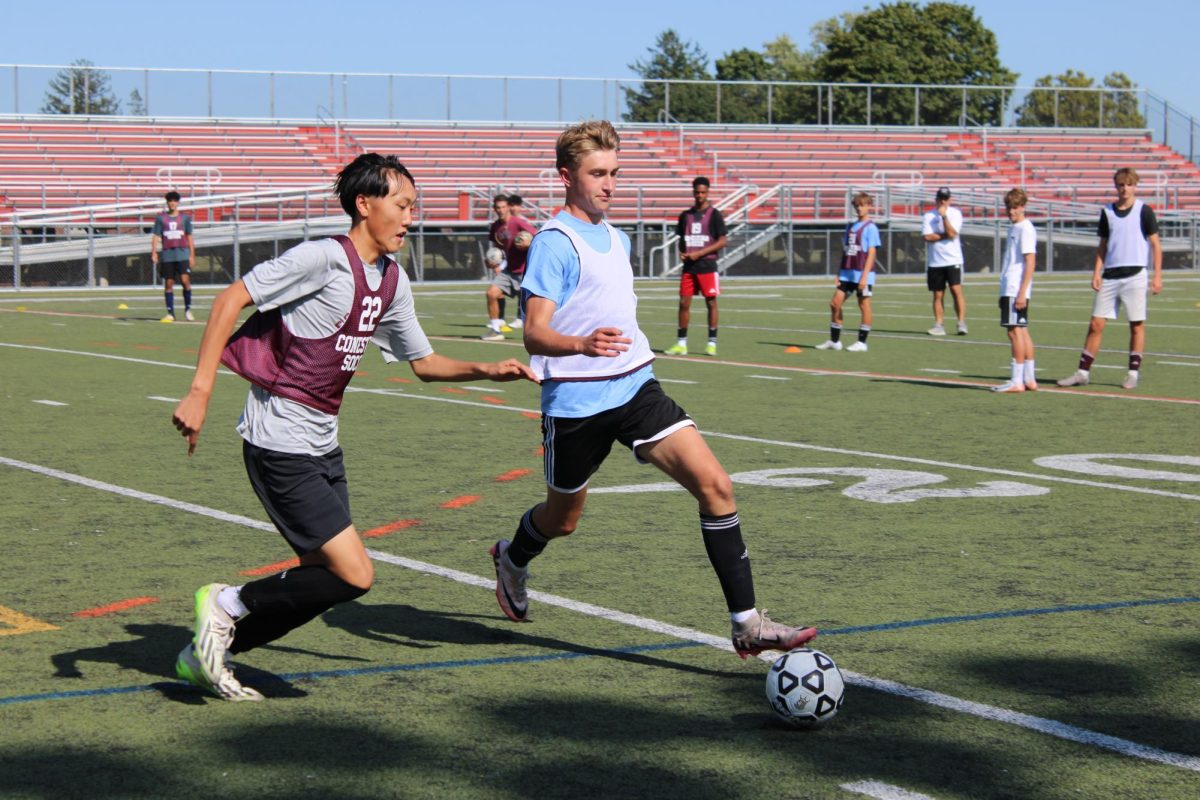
[176,644,263,702]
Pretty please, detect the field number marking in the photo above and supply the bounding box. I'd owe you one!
[0,605,59,636]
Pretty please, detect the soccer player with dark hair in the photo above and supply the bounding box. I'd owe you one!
[665,176,727,357]
[1057,167,1163,390]
[152,190,195,322]
[171,153,537,701]
[489,121,817,660]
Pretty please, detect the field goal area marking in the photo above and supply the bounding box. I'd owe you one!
[3,454,1198,774]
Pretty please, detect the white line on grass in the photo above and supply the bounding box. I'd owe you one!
[1160,361,1200,368]
[32,400,68,406]
[748,375,790,381]
[919,369,961,374]
[147,396,180,403]
[841,781,937,800]
[3,454,1199,773]
[657,378,698,384]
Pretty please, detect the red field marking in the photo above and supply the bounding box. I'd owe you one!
[440,387,469,395]
[440,495,481,509]
[182,348,198,355]
[93,341,121,348]
[356,372,370,378]
[522,411,541,420]
[134,344,162,351]
[495,468,532,482]
[482,396,507,405]
[535,445,545,457]
[386,376,412,384]
[240,557,300,576]
[71,596,159,618]
[362,519,422,538]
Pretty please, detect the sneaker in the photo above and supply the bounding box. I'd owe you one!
[991,381,1025,393]
[490,540,529,622]
[499,324,514,334]
[664,343,688,356]
[927,324,946,336]
[1025,381,1039,391]
[815,340,843,351]
[705,342,717,357]
[481,330,505,342]
[731,609,818,660]
[1056,371,1090,387]
[846,341,868,352]
[175,643,263,702]
[160,313,175,323]
[508,318,524,329]
[1122,371,1139,390]
[184,309,195,322]
[191,583,236,687]
[956,321,969,335]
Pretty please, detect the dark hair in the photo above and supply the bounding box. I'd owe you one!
[692,176,710,189]
[334,153,416,219]
[507,194,524,206]
[493,193,509,204]
[164,191,181,202]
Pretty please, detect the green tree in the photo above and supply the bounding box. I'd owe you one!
[127,88,147,117]
[624,30,715,123]
[715,48,772,123]
[40,59,121,115]
[812,2,1016,126]
[1016,70,1144,128]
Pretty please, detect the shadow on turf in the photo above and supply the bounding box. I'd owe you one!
[322,602,745,678]
[49,622,306,704]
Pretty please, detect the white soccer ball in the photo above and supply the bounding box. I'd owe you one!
[765,647,845,727]
[484,246,505,267]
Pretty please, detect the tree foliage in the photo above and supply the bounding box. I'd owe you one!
[812,2,1016,125]
[41,59,121,115]
[1015,70,1145,128]
[624,30,714,123]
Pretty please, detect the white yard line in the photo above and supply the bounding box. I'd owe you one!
[842,781,938,800]
[3,453,1198,773]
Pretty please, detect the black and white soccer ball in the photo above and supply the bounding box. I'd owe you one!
[766,647,845,727]
[484,246,505,267]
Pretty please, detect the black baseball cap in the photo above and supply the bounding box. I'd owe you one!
[935,186,952,200]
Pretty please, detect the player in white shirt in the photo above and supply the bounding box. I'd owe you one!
[992,189,1038,393]
[921,187,968,335]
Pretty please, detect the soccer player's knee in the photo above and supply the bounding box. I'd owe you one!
[699,471,735,506]
[343,561,374,593]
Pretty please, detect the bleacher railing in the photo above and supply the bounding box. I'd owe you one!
[2,63,1196,165]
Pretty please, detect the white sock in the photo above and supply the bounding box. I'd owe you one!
[731,608,757,624]
[1010,360,1023,384]
[218,585,249,619]
[677,338,687,347]
[1024,360,1036,383]
[490,318,504,331]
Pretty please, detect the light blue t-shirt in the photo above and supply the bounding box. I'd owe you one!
[521,211,654,417]
[837,220,882,285]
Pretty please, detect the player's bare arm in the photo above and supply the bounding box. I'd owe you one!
[1149,233,1163,294]
[408,353,538,383]
[172,280,255,454]
[522,294,630,359]
[1092,238,1108,291]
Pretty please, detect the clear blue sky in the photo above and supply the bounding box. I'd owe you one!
[4,0,1198,119]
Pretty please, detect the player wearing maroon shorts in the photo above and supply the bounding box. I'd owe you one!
[665,177,727,357]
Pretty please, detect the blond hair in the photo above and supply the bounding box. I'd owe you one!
[1113,167,1140,185]
[852,191,874,209]
[1004,188,1028,208]
[555,120,621,172]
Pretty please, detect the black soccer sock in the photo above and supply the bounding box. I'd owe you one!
[829,323,842,343]
[707,327,718,342]
[676,327,688,339]
[507,507,548,568]
[1078,350,1095,372]
[498,298,507,321]
[183,288,192,310]
[164,290,174,314]
[1129,352,1142,372]
[229,565,368,653]
[858,325,871,343]
[700,512,756,613]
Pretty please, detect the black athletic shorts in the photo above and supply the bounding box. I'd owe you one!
[926,266,962,292]
[999,296,1029,328]
[160,260,191,281]
[836,279,873,298]
[541,379,693,493]
[242,441,353,556]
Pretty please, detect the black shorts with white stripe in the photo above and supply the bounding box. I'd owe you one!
[999,296,1029,328]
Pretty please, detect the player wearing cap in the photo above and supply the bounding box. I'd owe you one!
[922,187,967,336]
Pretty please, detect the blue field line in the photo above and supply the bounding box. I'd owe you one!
[3,596,1198,707]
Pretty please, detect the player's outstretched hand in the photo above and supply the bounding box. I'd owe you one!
[582,327,632,358]
[172,390,210,456]
[487,359,540,383]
